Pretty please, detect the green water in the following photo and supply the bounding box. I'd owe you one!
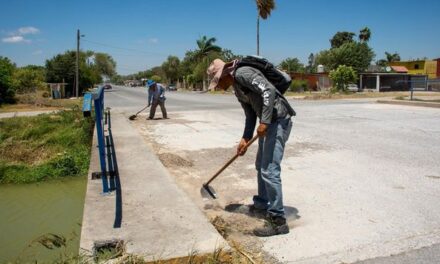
[0,177,87,263]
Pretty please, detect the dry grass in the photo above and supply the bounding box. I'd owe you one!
[0,91,82,113]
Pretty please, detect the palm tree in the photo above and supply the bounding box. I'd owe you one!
[193,36,222,90]
[256,0,276,56]
[385,52,401,62]
[359,27,371,43]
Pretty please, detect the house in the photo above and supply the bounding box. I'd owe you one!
[359,66,428,92]
[389,59,439,79]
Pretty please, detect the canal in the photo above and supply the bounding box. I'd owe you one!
[0,177,86,262]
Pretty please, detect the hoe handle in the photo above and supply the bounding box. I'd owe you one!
[205,134,259,185]
[136,105,150,116]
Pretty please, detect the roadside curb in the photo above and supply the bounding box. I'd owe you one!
[377,100,440,108]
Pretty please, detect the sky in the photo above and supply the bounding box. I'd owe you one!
[1,0,439,75]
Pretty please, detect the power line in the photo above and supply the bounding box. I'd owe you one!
[82,39,168,56]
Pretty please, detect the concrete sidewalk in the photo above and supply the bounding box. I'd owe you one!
[80,112,226,261]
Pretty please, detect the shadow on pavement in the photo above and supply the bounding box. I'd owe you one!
[104,110,123,228]
[225,203,301,221]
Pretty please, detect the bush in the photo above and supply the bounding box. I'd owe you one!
[329,65,357,92]
[290,79,309,92]
[0,56,16,104]
[13,66,46,94]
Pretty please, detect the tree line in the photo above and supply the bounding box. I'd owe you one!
[0,51,116,104]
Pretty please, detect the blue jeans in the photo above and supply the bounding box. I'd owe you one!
[253,117,292,217]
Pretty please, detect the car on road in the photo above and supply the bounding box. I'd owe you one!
[103,84,112,90]
[167,84,177,91]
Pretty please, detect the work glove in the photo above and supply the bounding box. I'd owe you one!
[257,123,268,137]
[237,138,249,156]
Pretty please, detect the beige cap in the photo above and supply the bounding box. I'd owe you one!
[207,59,226,91]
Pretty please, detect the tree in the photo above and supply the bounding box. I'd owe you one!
[278,57,305,73]
[317,28,375,73]
[328,42,375,73]
[359,27,371,42]
[385,52,401,62]
[46,50,102,96]
[255,0,276,55]
[329,65,357,92]
[330,31,355,49]
[150,75,162,83]
[306,53,315,73]
[13,65,46,93]
[219,49,243,62]
[94,52,116,78]
[193,35,222,90]
[161,56,180,84]
[0,56,16,104]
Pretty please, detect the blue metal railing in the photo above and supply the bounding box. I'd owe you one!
[83,88,110,193]
[94,87,110,193]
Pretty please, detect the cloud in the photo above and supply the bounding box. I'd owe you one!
[32,50,43,55]
[18,26,40,35]
[2,35,30,43]
[1,26,40,44]
[148,38,159,44]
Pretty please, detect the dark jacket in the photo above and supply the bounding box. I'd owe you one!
[233,66,295,139]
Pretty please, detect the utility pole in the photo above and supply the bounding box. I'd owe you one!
[76,29,80,98]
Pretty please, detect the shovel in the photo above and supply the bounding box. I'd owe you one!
[201,134,259,199]
[128,105,150,120]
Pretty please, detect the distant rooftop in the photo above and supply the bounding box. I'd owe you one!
[391,66,408,73]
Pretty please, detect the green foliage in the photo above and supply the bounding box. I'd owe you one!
[13,66,46,93]
[279,57,305,73]
[45,50,115,96]
[329,65,357,92]
[161,55,180,83]
[150,75,162,83]
[0,108,93,184]
[385,51,401,62]
[94,52,116,78]
[316,42,374,73]
[290,79,309,92]
[359,27,371,42]
[0,56,16,104]
[330,31,355,49]
[330,42,375,73]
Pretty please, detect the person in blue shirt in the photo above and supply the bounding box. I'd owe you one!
[146,80,167,120]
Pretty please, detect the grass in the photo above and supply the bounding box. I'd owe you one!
[0,107,93,184]
[0,91,82,113]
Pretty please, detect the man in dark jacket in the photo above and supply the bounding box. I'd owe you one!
[207,58,294,237]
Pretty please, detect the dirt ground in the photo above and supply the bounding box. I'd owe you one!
[130,114,314,263]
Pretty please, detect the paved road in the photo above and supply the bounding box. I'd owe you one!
[106,86,440,263]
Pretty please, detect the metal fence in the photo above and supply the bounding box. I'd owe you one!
[83,87,111,193]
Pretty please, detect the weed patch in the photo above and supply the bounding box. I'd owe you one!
[0,108,93,184]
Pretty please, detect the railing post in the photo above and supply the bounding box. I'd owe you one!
[94,88,109,193]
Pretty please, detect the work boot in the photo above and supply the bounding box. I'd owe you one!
[249,205,267,219]
[253,216,289,237]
